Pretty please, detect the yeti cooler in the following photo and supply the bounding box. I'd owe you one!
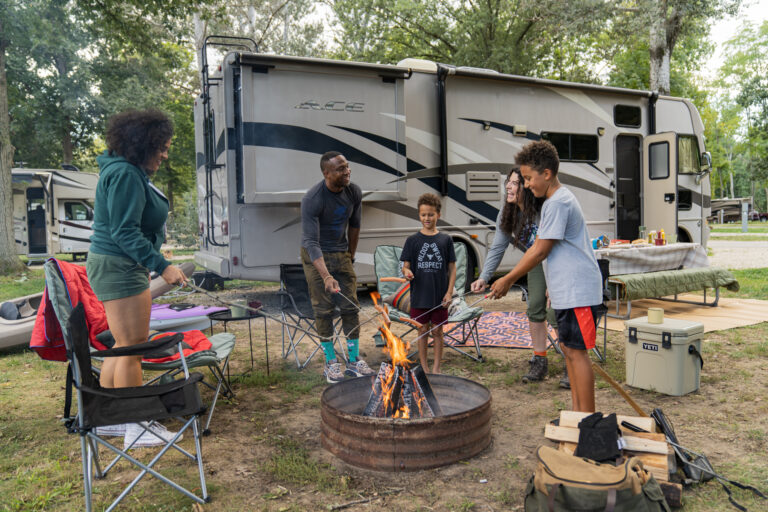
[624,316,704,396]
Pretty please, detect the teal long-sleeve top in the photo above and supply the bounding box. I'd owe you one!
[89,151,171,274]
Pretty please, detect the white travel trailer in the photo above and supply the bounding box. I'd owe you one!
[12,168,98,261]
[194,49,712,284]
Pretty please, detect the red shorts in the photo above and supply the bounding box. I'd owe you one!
[554,304,606,350]
[409,307,448,326]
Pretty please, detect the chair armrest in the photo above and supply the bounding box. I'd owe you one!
[92,333,184,358]
[275,289,302,315]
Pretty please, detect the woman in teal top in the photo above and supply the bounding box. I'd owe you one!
[86,110,187,445]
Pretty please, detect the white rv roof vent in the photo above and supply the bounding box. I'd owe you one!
[397,58,438,73]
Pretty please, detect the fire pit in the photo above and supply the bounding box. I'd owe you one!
[321,373,492,471]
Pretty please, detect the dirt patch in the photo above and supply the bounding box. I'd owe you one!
[187,286,768,511]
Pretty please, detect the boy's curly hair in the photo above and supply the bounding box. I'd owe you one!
[515,140,559,175]
[105,109,173,169]
[417,193,442,213]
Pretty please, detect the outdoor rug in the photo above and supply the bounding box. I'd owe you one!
[440,311,552,349]
[604,294,768,333]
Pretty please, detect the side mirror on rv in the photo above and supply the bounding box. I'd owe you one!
[696,152,712,185]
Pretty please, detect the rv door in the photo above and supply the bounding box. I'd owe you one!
[643,132,678,238]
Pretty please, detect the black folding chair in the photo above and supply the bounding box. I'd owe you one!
[62,303,209,511]
[277,264,346,369]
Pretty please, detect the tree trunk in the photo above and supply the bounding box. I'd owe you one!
[62,115,73,165]
[649,0,671,95]
[0,28,24,274]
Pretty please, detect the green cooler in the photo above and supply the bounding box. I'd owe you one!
[623,316,704,396]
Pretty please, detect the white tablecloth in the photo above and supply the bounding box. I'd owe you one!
[594,242,709,275]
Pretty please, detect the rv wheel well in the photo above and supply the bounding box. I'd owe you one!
[677,228,692,243]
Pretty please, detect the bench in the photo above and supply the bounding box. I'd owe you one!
[607,267,739,319]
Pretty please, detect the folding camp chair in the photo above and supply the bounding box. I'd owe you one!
[62,302,209,511]
[277,264,346,369]
[37,258,235,434]
[373,244,485,362]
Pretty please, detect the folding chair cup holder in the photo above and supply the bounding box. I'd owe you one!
[278,264,349,369]
[373,244,484,362]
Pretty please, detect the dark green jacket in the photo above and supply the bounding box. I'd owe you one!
[89,151,170,274]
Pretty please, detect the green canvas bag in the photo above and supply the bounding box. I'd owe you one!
[524,445,670,512]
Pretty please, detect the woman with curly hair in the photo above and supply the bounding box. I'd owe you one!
[86,109,188,447]
[471,166,567,387]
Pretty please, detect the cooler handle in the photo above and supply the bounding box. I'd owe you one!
[688,345,704,369]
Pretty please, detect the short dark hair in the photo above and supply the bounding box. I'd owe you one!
[105,109,173,168]
[320,151,342,171]
[417,193,441,213]
[515,140,559,175]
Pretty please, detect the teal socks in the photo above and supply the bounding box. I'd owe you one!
[347,338,359,362]
[321,341,336,362]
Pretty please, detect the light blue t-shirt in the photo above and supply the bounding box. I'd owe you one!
[537,186,603,310]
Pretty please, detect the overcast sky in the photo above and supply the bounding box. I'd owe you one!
[706,0,768,71]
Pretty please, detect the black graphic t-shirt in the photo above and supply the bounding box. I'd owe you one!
[400,232,456,309]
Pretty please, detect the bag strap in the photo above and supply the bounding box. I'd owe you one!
[716,476,767,512]
[547,483,618,512]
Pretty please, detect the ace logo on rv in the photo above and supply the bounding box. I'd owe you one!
[294,100,365,112]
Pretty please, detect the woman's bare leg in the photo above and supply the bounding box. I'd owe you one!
[100,289,152,388]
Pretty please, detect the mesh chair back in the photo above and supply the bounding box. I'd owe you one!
[374,243,468,295]
[279,264,316,318]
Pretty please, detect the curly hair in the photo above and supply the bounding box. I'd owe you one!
[499,166,542,243]
[105,109,173,169]
[515,140,559,175]
[417,193,442,213]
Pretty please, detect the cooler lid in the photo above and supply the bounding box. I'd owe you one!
[624,316,705,337]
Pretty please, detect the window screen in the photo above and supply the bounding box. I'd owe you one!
[649,142,669,179]
[614,105,641,127]
[541,132,598,162]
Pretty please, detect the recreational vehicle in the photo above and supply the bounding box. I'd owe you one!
[12,168,98,261]
[194,49,712,284]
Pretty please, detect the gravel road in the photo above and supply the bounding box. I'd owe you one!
[707,240,768,269]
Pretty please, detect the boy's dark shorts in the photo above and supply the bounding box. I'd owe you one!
[555,304,607,350]
[410,307,448,326]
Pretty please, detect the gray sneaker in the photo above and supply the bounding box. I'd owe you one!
[522,355,548,383]
[323,360,345,383]
[345,358,376,377]
[559,366,570,389]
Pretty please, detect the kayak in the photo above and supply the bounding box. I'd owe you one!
[0,292,43,350]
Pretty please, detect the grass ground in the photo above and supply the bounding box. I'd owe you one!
[1,253,767,511]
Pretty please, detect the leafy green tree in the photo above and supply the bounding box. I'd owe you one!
[330,0,614,81]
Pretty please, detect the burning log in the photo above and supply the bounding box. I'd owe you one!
[363,362,442,419]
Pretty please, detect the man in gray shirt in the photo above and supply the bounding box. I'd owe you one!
[301,151,375,383]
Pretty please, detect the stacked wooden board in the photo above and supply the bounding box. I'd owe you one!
[544,411,682,507]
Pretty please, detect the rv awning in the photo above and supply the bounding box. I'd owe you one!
[237,53,411,80]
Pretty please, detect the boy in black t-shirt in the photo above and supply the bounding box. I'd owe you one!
[400,193,456,374]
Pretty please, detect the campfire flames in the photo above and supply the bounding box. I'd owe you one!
[364,294,442,419]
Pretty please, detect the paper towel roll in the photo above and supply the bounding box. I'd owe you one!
[647,307,664,324]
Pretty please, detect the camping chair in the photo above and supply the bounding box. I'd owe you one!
[373,244,485,362]
[38,258,236,434]
[62,302,209,511]
[277,264,347,369]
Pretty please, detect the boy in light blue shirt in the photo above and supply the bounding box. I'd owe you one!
[489,141,604,412]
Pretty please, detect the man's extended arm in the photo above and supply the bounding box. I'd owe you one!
[489,238,555,298]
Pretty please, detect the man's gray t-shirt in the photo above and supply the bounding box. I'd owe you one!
[301,181,362,261]
[537,186,602,310]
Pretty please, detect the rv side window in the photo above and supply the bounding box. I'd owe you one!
[541,132,598,162]
[649,142,669,179]
[65,202,90,221]
[614,105,641,128]
[678,189,692,210]
[678,135,700,175]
